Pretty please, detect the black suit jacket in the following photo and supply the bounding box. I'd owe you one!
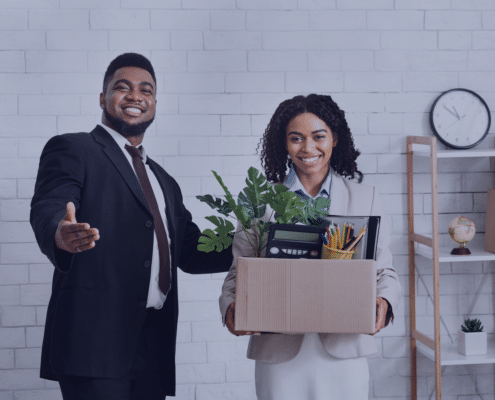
[30,125,232,396]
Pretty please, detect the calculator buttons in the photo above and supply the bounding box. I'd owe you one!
[276,248,311,257]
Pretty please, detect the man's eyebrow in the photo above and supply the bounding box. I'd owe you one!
[113,79,154,90]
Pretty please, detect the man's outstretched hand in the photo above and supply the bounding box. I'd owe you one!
[55,202,99,254]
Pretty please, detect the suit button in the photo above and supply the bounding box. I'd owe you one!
[145,220,153,228]
[144,260,151,268]
[140,301,146,308]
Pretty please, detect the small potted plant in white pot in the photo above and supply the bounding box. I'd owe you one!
[457,318,487,356]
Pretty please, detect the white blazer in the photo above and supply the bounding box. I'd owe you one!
[219,171,401,363]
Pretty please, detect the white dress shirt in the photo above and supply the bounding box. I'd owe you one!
[99,123,171,309]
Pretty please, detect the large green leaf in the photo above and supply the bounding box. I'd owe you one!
[270,190,300,221]
[237,167,271,219]
[238,191,266,220]
[212,171,236,210]
[212,170,252,228]
[205,215,235,237]
[198,228,233,253]
[196,194,232,217]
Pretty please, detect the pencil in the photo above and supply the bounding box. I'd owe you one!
[357,225,367,237]
[342,236,357,251]
[347,229,366,252]
[336,225,341,249]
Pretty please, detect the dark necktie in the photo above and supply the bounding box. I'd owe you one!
[125,144,171,296]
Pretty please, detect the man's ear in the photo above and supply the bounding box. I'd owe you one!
[99,92,105,110]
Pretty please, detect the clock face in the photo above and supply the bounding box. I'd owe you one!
[430,89,491,149]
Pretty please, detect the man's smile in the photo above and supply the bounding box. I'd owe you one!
[122,105,145,117]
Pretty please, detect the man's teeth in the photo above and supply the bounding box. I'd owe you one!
[302,156,319,162]
[125,107,142,114]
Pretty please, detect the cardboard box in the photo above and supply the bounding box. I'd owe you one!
[235,257,377,334]
[485,189,495,253]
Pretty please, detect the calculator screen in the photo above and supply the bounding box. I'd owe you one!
[273,230,320,243]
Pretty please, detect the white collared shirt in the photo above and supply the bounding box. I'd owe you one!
[99,123,171,309]
[284,164,332,201]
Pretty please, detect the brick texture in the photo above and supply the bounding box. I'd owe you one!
[1,2,494,400]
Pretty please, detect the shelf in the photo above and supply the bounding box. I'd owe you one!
[412,146,495,158]
[417,338,495,366]
[416,244,495,262]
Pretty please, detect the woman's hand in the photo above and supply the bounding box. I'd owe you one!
[373,297,389,335]
[225,302,260,336]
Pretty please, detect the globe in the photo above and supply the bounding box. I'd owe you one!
[448,216,475,255]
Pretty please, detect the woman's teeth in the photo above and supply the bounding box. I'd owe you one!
[301,156,319,163]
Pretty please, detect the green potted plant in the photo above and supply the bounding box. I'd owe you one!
[196,167,330,257]
[457,318,487,356]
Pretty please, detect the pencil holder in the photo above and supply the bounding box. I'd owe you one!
[321,245,355,260]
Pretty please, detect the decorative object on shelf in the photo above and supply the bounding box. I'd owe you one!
[429,88,491,150]
[196,167,330,257]
[457,318,487,356]
[448,215,476,255]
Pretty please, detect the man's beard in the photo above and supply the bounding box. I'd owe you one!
[104,107,154,138]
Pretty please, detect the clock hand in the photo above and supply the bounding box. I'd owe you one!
[445,119,460,130]
[452,106,461,120]
[443,105,459,119]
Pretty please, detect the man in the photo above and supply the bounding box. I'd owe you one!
[30,53,233,400]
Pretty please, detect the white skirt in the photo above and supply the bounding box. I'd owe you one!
[255,333,369,400]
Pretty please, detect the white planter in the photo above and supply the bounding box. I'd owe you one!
[457,330,487,356]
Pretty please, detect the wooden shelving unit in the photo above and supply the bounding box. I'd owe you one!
[407,136,495,400]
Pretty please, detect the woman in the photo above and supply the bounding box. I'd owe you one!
[219,94,401,400]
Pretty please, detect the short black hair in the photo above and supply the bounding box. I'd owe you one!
[102,53,156,93]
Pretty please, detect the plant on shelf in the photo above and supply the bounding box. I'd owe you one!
[458,317,487,356]
[196,167,330,257]
[461,318,484,333]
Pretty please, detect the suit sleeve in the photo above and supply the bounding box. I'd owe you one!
[371,187,401,326]
[30,135,84,272]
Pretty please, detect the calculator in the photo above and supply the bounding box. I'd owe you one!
[266,224,325,259]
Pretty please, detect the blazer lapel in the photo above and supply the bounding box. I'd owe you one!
[328,171,349,216]
[91,126,150,214]
[147,158,178,262]
[147,158,175,220]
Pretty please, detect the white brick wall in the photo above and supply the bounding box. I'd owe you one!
[1,2,494,400]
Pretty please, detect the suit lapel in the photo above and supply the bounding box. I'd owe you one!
[147,158,175,220]
[328,171,349,216]
[91,126,150,214]
[147,158,178,263]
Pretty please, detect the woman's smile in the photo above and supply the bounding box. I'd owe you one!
[286,112,337,181]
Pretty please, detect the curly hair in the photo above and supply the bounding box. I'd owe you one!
[258,94,363,184]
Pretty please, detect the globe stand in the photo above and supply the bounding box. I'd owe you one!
[451,244,471,255]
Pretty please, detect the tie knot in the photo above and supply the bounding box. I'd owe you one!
[125,144,143,159]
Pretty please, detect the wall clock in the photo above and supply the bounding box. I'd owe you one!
[429,88,491,149]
